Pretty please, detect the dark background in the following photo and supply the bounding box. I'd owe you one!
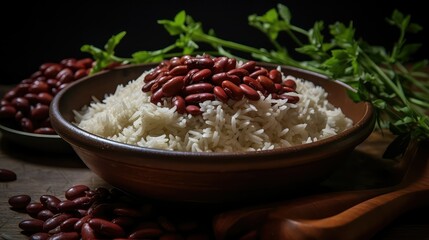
[2,0,428,84]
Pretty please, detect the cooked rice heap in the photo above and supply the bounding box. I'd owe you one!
[73,66,353,152]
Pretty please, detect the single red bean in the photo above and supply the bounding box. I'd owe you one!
[269,69,283,83]
[29,81,49,94]
[169,57,182,69]
[282,86,296,93]
[26,202,45,215]
[150,75,172,93]
[60,217,80,232]
[43,213,74,232]
[40,195,61,212]
[46,78,59,88]
[74,68,88,79]
[183,68,200,84]
[162,76,185,97]
[249,69,268,79]
[72,196,94,209]
[88,218,125,237]
[15,83,30,96]
[36,209,54,221]
[168,65,188,76]
[227,68,249,78]
[277,94,300,103]
[29,232,50,240]
[8,194,31,209]
[239,84,260,101]
[212,57,228,73]
[186,105,201,115]
[150,88,165,104]
[225,58,236,71]
[12,97,30,112]
[20,118,34,132]
[0,105,17,118]
[184,57,214,69]
[225,74,241,85]
[144,68,165,83]
[19,219,44,233]
[48,232,80,240]
[257,75,276,93]
[23,93,38,104]
[81,222,97,240]
[31,104,49,121]
[284,78,297,90]
[34,127,56,135]
[239,61,256,72]
[57,200,78,212]
[211,72,228,85]
[191,68,212,82]
[222,80,244,101]
[74,215,91,232]
[183,83,214,95]
[172,96,186,114]
[0,168,17,182]
[213,86,228,103]
[44,64,63,79]
[77,58,94,68]
[56,68,74,83]
[185,93,216,104]
[274,83,283,93]
[65,185,90,200]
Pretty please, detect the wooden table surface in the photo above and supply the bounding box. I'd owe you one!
[1,130,429,239]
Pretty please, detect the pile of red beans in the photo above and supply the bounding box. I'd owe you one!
[8,185,214,240]
[143,55,299,115]
[0,58,94,134]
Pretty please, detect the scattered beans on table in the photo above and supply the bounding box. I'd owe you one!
[8,185,215,240]
[142,55,299,115]
[0,58,94,134]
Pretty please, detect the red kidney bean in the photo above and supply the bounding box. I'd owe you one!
[222,80,243,101]
[9,194,31,209]
[227,68,249,78]
[212,56,228,73]
[56,68,74,83]
[186,105,201,115]
[183,83,214,95]
[144,68,164,83]
[19,219,45,232]
[169,57,182,69]
[12,97,30,112]
[239,60,256,72]
[29,81,49,94]
[277,94,300,103]
[172,96,186,114]
[44,213,74,232]
[150,88,165,104]
[183,68,200,85]
[0,168,17,182]
[249,68,268,79]
[257,75,276,93]
[282,86,296,93]
[225,58,236,71]
[29,232,50,240]
[65,185,90,200]
[225,74,241,85]
[162,76,185,97]
[211,72,228,85]
[239,84,260,101]
[284,78,297,90]
[269,69,283,83]
[88,218,125,237]
[36,209,54,221]
[74,68,88,79]
[34,127,56,135]
[168,65,188,76]
[74,215,91,232]
[184,57,214,69]
[0,105,17,118]
[44,64,63,79]
[191,68,212,82]
[20,117,34,132]
[40,195,61,210]
[60,217,80,232]
[57,200,79,212]
[81,222,97,240]
[31,104,50,121]
[150,75,172,93]
[213,86,228,103]
[48,232,80,240]
[26,202,45,216]
[25,93,39,105]
[72,196,94,209]
[185,93,216,105]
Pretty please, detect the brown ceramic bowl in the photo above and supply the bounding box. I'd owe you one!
[50,63,375,204]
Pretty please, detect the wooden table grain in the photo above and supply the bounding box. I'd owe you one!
[0,131,428,240]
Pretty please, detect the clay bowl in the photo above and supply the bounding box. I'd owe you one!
[50,62,375,204]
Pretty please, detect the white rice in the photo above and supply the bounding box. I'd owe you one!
[73,68,353,152]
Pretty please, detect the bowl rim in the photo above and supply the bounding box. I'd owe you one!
[50,63,376,167]
[0,121,62,139]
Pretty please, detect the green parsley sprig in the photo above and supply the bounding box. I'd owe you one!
[81,4,429,158]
